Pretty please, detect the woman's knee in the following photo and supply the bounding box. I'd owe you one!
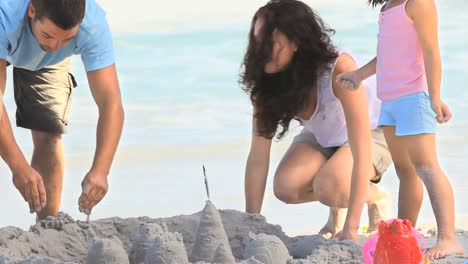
[273,182,300,204]
[313,174,347,207]
[273,173,303,204]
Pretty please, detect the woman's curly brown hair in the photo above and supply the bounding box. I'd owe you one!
[240,0,338,139]
[368,0,386,7]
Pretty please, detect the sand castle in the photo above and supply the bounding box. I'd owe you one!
[0,201,369,264]
[212,243,236,264]
[0,203,465,263]
[87,237,130,264]
[144,229,189,263]
[244,233,291,264]
[129,223,169,263]
[190,201,233,263]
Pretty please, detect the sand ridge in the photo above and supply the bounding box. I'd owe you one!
[0,202,467,263]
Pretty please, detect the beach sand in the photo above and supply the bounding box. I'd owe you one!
[0,201,466,264]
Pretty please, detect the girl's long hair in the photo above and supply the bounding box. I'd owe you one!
[240,0,338,139]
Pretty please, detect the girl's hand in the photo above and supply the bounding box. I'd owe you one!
[336,70,362,90]
[431,99,452,123]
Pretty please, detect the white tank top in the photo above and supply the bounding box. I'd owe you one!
[299,50,381,148]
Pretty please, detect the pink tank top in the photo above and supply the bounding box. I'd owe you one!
[376,0,427,101]
[300,50,381,148]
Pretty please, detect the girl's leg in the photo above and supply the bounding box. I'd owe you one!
[382,126,424,226]
[402,133,463,259]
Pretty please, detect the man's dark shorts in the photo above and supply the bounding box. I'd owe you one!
[11,59,77,134]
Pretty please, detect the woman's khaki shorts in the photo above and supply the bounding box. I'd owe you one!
[292,128,392,183]
[12,59,77,134]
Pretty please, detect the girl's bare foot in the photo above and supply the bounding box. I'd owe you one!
[425,238,464,260]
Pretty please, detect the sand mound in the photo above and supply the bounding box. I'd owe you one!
[244,233,290,264]
[237,258,264,264]
[0,255,71,263]
[0,212,91,262]
[212,243,235,264]
[190,201,231,262]
[86,237,129,264]
[129,223,168,264]
[144,231,188,264]
[0,205,466,264]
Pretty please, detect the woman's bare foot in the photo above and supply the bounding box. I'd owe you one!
[425,238,464,260]
[367,187,391,233]
[319,207,347,238]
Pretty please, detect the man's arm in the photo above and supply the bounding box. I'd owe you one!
[0,59,46,213]
[78,64,124,214]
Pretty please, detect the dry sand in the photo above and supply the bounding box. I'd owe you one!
[0,201,467,264]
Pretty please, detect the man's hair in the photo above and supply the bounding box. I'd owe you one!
[31,0,86,30]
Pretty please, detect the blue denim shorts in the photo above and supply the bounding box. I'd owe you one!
[377,91,436,136]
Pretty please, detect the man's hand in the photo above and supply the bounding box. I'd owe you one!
[78,170,108,215]
[336,70,362,91]
[12,165,46,213]
[430,98,452,123]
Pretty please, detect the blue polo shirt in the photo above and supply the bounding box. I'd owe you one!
[0,0,114,71]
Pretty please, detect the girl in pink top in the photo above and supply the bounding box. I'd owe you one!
[337,0,463,259]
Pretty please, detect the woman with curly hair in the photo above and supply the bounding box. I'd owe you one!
[241,0,392,242]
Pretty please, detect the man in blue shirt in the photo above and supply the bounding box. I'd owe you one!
[0,0,124,220]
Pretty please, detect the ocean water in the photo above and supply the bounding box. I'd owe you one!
[0,0,467,234]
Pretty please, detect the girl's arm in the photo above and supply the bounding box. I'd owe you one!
[245,106,273,214]
[355,57,377,81]
[408,0,440,101]
[336,57,377,90]
[333,53,374,242]
[408,0,452,123]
